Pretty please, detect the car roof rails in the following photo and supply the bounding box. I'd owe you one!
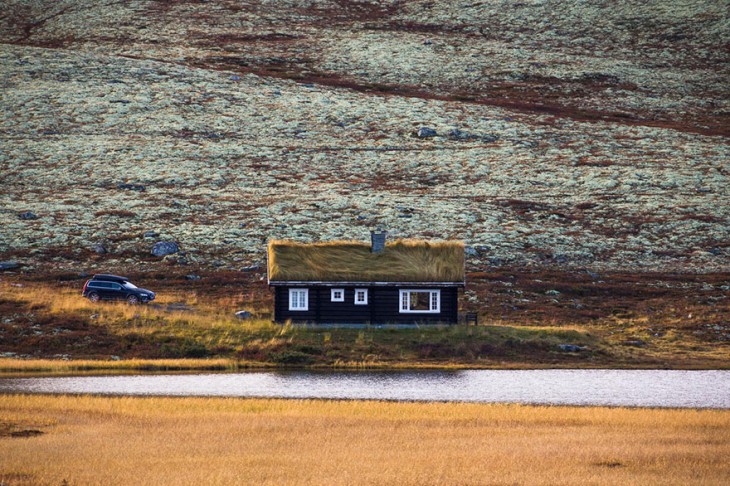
[92,274,130,282]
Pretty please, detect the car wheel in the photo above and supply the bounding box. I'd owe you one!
[88,292,100,303]
[127,295,140,305]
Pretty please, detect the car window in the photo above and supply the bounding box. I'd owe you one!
[111,283,122,290]
[89,281,109,288]
[122,282,138,289]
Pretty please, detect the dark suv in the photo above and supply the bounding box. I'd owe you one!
[82,274,156,304]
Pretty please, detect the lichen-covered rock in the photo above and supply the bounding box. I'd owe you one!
[151,241,180,257]
[17,211,37,220]
[416,127,438,138]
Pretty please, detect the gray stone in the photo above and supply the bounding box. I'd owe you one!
[0,261,19,270]
[117,183,145,191]
[553,254,569,264]
[151,241,180,257]
[241,264,260,272]
[448,129,479,140]
[18,211,38,220]
[558,344,585,352]
[185,274,201,280]
[465,246,479,257]
[235,310,253,319]
[624,340,646,347]
[143,230,159,238]
[416,127,437,138]
[92,242,107,254]
[545,289,561,296]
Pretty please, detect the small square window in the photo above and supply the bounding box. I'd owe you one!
[331,288,344,302]
[354,288,368,305]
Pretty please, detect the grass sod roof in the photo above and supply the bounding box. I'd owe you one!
[268,239,465,283]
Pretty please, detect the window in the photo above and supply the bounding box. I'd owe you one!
[399,289,440,313]
[288,288,308,311]
[354,288,368,305]
[331,289,344,302]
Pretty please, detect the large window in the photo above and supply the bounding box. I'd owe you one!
[399,289,440,313]
[289,288,309,311]
[354,288,368,305]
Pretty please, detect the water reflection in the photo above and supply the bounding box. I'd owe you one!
[1,369,728,408]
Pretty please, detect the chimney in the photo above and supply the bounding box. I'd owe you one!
[370,229,387,253]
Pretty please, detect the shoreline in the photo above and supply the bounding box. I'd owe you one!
[2,358,730,378]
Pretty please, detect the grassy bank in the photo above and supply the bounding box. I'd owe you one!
[1,276,728,370]
[1,394,729,485]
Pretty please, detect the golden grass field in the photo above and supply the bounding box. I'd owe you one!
[0,394,728,485]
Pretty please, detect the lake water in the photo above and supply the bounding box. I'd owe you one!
[1,369,729,408]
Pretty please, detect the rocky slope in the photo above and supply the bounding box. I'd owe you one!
[1,0,728,274]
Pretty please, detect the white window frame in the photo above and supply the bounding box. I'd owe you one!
[331,288,345,302]
[399,289,440,313]
[354,288,368,305]
[288,288,309,311]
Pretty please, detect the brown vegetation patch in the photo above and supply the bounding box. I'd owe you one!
[93,210,137,218]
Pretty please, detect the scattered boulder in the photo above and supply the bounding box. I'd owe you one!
[624,340,646,347]
[185,274,201,280]
[17,211,37,220]
[241,264,260,272]
[0,261,19,271]
[465,246,479,257]
[416,127,437,138]
[552,254,569,264]
[143,230,159,238]
[558,344,585,352]
[545,289,561,296]
[117,183,145,191]
[92,242,107,254]
[448,129,479,141]
[235,310,253,319]
[151,241,180,257]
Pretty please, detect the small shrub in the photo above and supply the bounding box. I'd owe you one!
[272,351,314,365]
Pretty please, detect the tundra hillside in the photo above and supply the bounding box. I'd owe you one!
[0,0,728,276]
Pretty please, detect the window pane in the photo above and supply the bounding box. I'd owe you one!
[409,291,431,311]
[431,291,438,310]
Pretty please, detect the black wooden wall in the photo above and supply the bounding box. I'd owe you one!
[274,286,459,324]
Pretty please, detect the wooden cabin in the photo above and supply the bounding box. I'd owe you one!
[267,231,465,324]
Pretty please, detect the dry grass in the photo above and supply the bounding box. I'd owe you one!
[268,239,465,282]
[2,276,729,369]
[0,358,246,375]
[0,395,729,485]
